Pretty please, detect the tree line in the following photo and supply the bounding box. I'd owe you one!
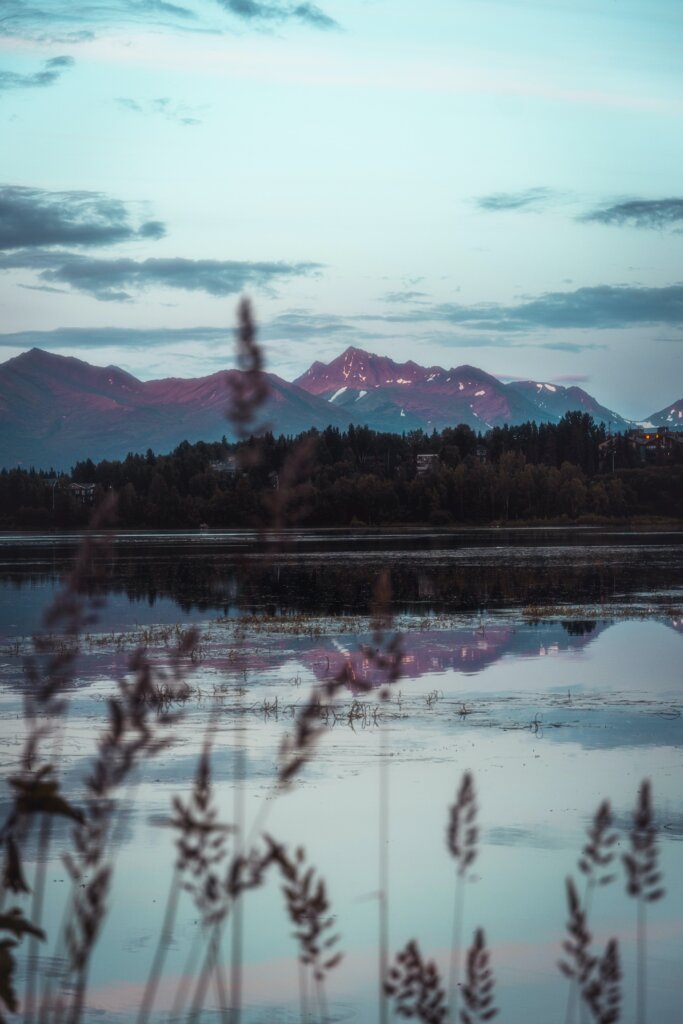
[1,413,681,529]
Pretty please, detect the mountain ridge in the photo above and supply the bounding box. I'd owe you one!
[0,345,679,471]
[294,345,632,433]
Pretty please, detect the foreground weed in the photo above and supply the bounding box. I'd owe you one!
[564,799,619,1023]
[579,800,619,902]
[623,779,664,1024]
[461,928,498,1024]
[270,839,343,1024]
[446,772,478,1023]
[559,876,623,1024]
[583,939,622,1024]
[58,635,198,1024]
[137,736,233,1022]
[559,877,596,1017]
[0,501,115,1024]
[385,939,448,1024]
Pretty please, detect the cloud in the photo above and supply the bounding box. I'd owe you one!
[0,250,323,300]
[367,283,683,331]
[0,1,198,41]
[18,283,70,294]
[291,3,337,28]
[216,0,338,28]
[0,325,232,350]
[263,311,357,338]
[0,55,74,93]
[0,0,337,40]
[475,187,559,212]
[116,96,204,126]
[430,334,604,353]
[0,313,388,358]
[552,374,591,384]
[261,311,394,349]
[382,290,430,303]
[0,185,166,250]
[581,197,683,229]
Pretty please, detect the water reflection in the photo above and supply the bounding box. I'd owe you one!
[1,530,682,636]
[1,531,682,1024]
[304,620,605,689]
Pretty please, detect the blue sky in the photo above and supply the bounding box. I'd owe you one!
[0,0,682,418]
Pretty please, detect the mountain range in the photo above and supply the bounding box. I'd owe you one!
[0,346,680,471]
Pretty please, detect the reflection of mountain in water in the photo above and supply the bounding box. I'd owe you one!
[234,617,680,691]
[227,620,615,689]
[298,620,605,690]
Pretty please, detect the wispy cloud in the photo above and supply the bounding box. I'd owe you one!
[0,325,231,350]
[580,197,683,229]
[0,250,323,300]
[0,185,165,250]
[431,334,604,353]
[365,283,683,331]
[0,0,337,41]
[0,1,199,41]
[475,187,560,212]
[116,96,204,126]
[552,374,591,384]
[0,55,74,93]
[0,313,387,359]
[382,290,430,303]
[216,0,338,28]
[262,311,357,338]
[262,309,389,346]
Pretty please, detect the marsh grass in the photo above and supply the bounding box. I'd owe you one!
[622,781,664,1024]
[461,928,498,1024]
[446,772,478,1024]
[385,940,448,1024]
[523,604,682,621]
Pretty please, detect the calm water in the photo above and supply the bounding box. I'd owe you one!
[0,529,681,1023]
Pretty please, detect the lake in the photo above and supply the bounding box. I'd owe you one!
[0,528,682,1023]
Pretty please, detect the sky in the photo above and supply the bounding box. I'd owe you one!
[0,0,682,420]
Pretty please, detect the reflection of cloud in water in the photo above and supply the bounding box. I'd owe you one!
[524,704,682,750]
[485,825,565,849]
[610,808,683,841]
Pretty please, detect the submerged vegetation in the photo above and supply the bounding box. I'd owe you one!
[0,301,677,1023]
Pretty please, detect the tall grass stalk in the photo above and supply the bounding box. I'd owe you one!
[24,814,51,1024]
[231,717,246,1024]
[446,772,478,1024]
[564,799,618,1024]
[378,719,389,1024]
[623,779,664,1024]
[461,927,498,1024]
[136,866,181,1023]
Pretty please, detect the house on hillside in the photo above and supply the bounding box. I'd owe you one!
[68,482,96,504]
[209,456,239,475]
[417,453,441,474]
[628,430,683,464]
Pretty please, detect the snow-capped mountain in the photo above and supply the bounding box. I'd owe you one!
[294,346,543,430]
[645,398,683,428]
[294,346,634,432]
[505,379,631,430]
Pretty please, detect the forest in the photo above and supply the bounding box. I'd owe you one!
[1,413,681,529]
